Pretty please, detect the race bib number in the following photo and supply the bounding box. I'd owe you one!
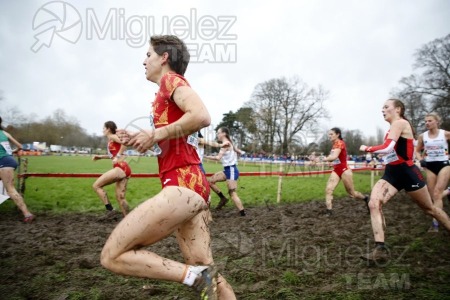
[425,145,447,161]
[0,141,13,155]
[187,134,198,148]
[148,115,162,155]
[332,158,341,165]
[384,150,399,164]
[149,114,156,129]
[330,150,341,165]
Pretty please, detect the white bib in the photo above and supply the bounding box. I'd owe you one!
[384,150,399,164]
[423,130,448,162]
[187,134,198,148]
[0,141,13,155]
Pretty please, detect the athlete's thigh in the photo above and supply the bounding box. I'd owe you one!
[115,177,128,195]
[425,169,437,191]
[408,186,434,210]
[103,186,208,258]
[435,166,450,192]
[94,168,125,187]
[371,179,398,205]
[341,170,355,192]
[209,171,226,184]
[226,179,238,191]
[0,168,15,188]
[175,209,213,265]
[326,172,341,191]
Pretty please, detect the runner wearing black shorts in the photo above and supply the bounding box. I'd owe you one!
[359,99,450,262]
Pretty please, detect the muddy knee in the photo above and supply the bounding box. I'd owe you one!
[228,189,236,197]
[424,206,436,217]
[116,192,126,202]
[368,198,380,211]
[100,247,116,270]
[92,183,101,191]
[5,188,20,199]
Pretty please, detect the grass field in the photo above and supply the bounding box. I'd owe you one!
[2,155,450,300]
[1,155,378,213]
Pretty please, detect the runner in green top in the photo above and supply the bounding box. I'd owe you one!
[0,116,34,223]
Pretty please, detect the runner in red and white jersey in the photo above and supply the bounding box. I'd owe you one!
[359,99,450,262]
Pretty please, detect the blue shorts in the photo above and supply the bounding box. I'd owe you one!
[199,163,206,174]
[0,156,18,169]
[224,165,239,180]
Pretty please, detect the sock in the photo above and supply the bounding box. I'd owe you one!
[432,220,439,227]
[240,210,246,216]
[217,191,226,199]
[105,204,114,211]
[375,241,385,248]
[182,265,208,286]
[363,195,369,202]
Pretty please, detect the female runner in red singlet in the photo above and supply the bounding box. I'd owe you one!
[322,127,368,216]
[92,121,131,217]
[100,36,235,299]
[359,99,450,262]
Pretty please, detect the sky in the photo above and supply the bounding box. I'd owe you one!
[0,0,449,142]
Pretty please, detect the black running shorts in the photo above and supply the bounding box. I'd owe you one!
[382,163,426,192]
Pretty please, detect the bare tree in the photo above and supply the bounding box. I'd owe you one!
[393,33,450,130]
[247,79,283,152]
[342,129,364,155]
[376,127,385,145]
[245,76,329,154]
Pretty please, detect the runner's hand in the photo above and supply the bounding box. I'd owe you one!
[419,159,427,168]
[128,129,156,153]
[117,129,137,146]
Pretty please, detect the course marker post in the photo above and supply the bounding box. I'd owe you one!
[277,163,283,203]
[371,169,375,188]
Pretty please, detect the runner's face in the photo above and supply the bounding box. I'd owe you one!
[216,130,224,141]
[328,131,338,141]
[425,116,438,130]
[143,45,163,82]
[382,100,398,122]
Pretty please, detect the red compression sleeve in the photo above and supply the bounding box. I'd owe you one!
[366,139,396,153]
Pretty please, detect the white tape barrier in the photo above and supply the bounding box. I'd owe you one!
[0,180,10,205]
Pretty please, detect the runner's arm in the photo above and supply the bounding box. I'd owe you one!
[360,119,404,153]
[414,134,425,161]
[324,148,341,162]
[3,131,22,150]
[154,86,210,142]
[204,145,228,161]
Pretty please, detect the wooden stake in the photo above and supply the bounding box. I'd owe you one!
[277,163,283,203]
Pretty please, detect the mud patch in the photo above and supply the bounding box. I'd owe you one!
[1,192,449,299]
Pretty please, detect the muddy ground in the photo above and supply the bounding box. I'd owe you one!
[1,193,450,300]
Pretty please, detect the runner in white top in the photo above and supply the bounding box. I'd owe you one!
[196,131,206,174]
[204,127,246,216]
[415,113,450,232]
